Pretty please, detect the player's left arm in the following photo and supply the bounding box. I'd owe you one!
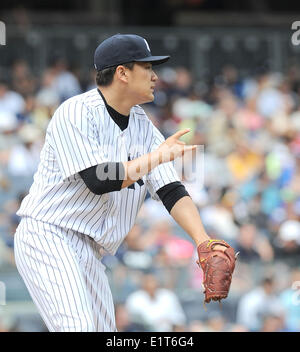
[156,182,224,250]
[147,122,237,303]
[167,194,225,251]
[168,194,237,303]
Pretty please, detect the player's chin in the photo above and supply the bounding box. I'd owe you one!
[145,92,155,102]
[138,92,154,105]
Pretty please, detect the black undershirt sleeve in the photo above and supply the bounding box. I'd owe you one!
[156,181,190,213]
[80,163,190,210]
[79,162,125,195]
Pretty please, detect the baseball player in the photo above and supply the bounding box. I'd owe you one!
[14,34,236,332]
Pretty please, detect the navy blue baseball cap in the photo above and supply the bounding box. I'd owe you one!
[94,34,170,71]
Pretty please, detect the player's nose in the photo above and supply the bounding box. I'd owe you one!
[152,71,158,82]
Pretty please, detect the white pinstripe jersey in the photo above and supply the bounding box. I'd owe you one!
[17,88,180,255]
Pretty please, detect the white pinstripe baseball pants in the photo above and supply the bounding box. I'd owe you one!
[14,217,116,332]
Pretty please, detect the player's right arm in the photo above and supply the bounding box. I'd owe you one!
[79,129,195,194]
[121,128,195,189]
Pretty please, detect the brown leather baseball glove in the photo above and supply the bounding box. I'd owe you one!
[196,239,237,303]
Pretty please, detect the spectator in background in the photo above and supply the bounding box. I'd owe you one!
[49,57,82,102]
[118,224,154,271]
[18,70,60,130]
[0,111,19,149]
[260,313,287,332]
[114,303,146,332]
[275,219,300,258]
[236,276,285,331]
[7,124,43,178]
[279,268,300,331]
[217,64,244,99]
[226,136,263,184]
[149,220,194,266]
[199,191,239,244]
[204,311,227,332]
[35,69,60,123]
[233,97,264,132]
[174,67,193,96]
[0,80,25,118]
[11,60,37,97]
[0,111,20,187]
[236,223,274,262]
[205,90,237,157]
[255,72,291,119]
[125,273,186,332]
[119,220,193,276]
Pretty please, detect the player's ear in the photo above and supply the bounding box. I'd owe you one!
[115,65,129,83]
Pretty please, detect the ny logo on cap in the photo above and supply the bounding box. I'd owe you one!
[144,39,150,53]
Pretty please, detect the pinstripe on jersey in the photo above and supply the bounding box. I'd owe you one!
[17,88,180,255]
[14,216,116,332]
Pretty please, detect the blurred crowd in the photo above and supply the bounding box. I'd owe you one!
[1,56,300,332]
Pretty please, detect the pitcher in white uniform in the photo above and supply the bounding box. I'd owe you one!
[14,34,227,332]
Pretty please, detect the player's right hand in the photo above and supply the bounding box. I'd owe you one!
[156,129,197,163]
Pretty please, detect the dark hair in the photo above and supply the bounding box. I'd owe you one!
[96,62,135,87]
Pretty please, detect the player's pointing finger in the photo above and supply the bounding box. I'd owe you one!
[172,128,191,140]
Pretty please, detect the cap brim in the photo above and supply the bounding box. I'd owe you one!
[135,55,170,65]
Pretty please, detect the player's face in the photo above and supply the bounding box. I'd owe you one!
[126,62,158,104]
